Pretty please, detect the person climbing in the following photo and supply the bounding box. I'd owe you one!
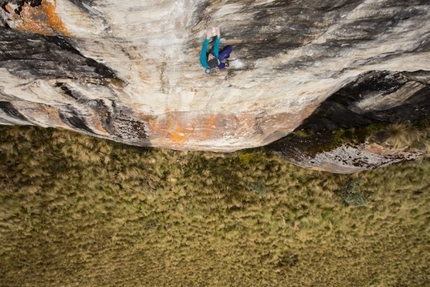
[200,27,233,74]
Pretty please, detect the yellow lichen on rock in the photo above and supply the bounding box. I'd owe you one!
[5,0,70,36]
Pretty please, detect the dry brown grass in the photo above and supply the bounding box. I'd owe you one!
[0,126,429,286]
[368,121,430,153]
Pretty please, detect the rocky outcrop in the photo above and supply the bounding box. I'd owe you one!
[1,0,430,153]
[267,70,430,173]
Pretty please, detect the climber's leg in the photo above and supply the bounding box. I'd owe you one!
[218,45,233,62]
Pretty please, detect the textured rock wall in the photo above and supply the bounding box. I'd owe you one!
[1,0,430,151]
[268,70,430,173]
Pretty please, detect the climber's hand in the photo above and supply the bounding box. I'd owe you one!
[215,27,221,37]
[206,28,213,39]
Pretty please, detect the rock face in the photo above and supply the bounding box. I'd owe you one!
[1,0,430,152]
[267,70,430,173]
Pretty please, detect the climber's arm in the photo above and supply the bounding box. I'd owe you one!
[200,38,210,68]
[213,36,220,58]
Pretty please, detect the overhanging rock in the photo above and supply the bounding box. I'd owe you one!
[0,0,430,152]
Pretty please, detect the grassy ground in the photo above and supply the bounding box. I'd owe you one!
[0,126,429,286]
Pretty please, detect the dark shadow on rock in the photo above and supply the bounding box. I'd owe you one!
[0,101,28,122]
[0,27,121,83]
[267,70,430,173]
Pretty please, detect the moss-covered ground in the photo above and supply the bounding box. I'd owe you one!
[0,126,429,286]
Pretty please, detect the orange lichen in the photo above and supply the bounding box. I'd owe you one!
[167,123,187,143]
[147,110,307,149]
[164,114,187,144]
[6,0,70,36]
[148,113,223,147]
[366,143,385,154]
[202,115,219,139]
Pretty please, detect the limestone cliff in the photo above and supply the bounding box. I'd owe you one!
[1,0,430,154]
[268,70,430,173]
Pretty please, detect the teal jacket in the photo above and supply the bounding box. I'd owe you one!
[200,37,220,68]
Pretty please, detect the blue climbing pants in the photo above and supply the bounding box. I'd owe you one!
[218,45,233,69]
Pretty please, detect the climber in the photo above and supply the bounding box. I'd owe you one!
[200,27,233,74]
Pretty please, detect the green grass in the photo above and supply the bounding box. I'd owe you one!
[0,126,429,286]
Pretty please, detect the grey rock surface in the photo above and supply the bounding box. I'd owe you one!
[268,71,430,173]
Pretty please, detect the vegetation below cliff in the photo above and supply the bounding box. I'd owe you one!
[1,126,429,286]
